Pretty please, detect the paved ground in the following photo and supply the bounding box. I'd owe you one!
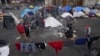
[0,9,100,56]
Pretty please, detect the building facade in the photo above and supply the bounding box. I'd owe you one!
[45,0,84,6]
[46,0,98,6]
[83,0,98,6]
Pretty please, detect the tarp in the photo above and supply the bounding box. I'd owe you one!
[64,5,72,12]
[73,6,84,12]
[73,11,88,17]
[61,12,73,18]
[21,8,34,18]
[58,6,64,12]
[44,17,62,27]
[21,6,42,18]
[83,7,91,14]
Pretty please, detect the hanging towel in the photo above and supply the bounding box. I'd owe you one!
[15,42,21,51]
[20,43,36,52]
[75,38,88,45]
[35,43,45,49]
[48,41,64,56]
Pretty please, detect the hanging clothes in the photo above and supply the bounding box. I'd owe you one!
[20,43,36,53]
[35,43,46,49]
[15,42,21,51]
[48,41,64,56]
[75,38,88,45]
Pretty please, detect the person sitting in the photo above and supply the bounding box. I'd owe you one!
[65,27,73,39]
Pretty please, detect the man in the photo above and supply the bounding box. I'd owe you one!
[85,24,91,37]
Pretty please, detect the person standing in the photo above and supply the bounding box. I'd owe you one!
[23,21,30,37]
[16,23,27,40]
[85,24,91,38]
[85,24,92,50]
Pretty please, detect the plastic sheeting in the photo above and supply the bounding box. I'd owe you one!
[61,12,73,18]
[44,17,62,27]
[21,6,42,18]
[73,11,88,17]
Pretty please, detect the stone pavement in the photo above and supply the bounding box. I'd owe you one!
[0,9,100,56]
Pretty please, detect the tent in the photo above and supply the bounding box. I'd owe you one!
[64,5,72,12]
[83,7,91,14]
[44,17,62,27]
[21,6,42,18]
[21,8,34,18]
[61,12,73,18]
[73,6,84,12]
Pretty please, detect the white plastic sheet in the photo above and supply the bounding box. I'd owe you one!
[0,45,9,56]
[73,11,88,17]
[61,12,73,18]
[45,17,62,27]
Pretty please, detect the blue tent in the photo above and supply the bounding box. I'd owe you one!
[74,6,84,12]
[21,8,34,18]
[20,6,41,18]
[64,5,72,12]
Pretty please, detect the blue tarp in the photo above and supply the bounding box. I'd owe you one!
[21,8,34,18]
[74,6,84,12]
[21,6,41,18]
[64,5,72,12]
